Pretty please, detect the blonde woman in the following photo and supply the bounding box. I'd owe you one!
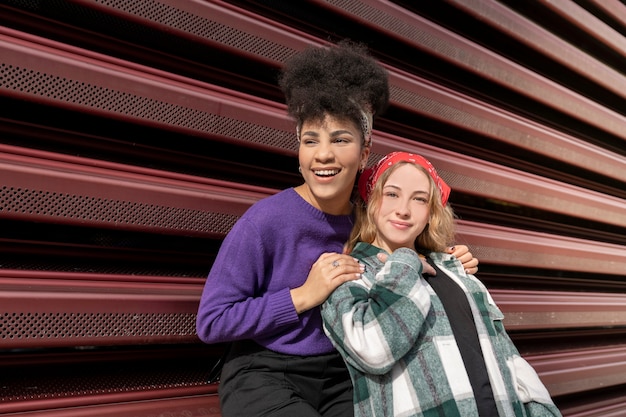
[322,152,560,417]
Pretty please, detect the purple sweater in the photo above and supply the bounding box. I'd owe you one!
[196,188,354,356]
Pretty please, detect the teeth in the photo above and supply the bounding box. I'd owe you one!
[315,169,339,176]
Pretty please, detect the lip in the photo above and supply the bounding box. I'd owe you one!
[390,220,412,229]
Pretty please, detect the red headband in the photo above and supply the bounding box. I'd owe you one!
[358,152,451,205]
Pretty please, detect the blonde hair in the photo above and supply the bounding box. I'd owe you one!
[347,161,456,253]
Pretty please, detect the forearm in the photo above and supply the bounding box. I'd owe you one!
[196,287,298,343]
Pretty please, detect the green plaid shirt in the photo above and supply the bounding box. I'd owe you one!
[321,242,561,417]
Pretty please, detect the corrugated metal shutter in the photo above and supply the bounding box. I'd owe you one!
[0,0,624,415]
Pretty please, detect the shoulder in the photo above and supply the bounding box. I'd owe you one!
[224,190,289,239]
[351,242,383,261]
[247,188,293,210]
[240,189,297,222]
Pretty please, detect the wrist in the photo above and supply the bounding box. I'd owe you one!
[290,287,308,314]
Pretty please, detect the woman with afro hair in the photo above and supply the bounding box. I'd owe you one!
[196,40,478,417]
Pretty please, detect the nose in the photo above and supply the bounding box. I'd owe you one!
[395,199,411,217]
[315,140,335,162]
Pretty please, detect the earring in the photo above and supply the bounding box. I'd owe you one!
[298,166,302,173]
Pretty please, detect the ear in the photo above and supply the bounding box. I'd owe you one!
[360,146,371,170]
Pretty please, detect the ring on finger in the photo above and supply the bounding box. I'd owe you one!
[332,260,340,268]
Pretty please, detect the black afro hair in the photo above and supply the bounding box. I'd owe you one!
[278,40,389,132]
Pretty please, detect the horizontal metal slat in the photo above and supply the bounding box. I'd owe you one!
[527,346,626,397]
[0,346,220,415]
[2,271,624,348]
[493,289,626,330]
[561,392,626,417]
[0,386,217,416]
[0,394,221,417]
[4,264,621,348]
[587,0,626,31]
[0,274,202,348]
[456,220,626,276]
[533,0,626,57]
[73,0,311,66]
[0,144,273,235]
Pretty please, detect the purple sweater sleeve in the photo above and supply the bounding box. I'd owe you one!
[195,215,299,344]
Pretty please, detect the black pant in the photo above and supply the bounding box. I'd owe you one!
[218,340,354,417]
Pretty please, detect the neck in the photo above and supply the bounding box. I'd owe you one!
[294,184,352,215]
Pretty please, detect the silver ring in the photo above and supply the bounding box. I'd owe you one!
[332,260,340,268]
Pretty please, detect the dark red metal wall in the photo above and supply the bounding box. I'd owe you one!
[1,1,625,416]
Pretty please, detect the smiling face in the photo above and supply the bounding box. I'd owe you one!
[296,114,370,215]
[371,163,431,253]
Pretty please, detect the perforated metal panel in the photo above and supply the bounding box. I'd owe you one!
[1,311,196,346]
[0,61,297,153]
[0,185,239,235]
[1,0,626,415]
[89,0,300,63]
[0,345,219,415]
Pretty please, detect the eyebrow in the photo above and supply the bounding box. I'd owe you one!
[384,184,430,195]
[301,129,356,137]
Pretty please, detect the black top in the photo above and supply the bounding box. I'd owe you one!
[424,259,499,417]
